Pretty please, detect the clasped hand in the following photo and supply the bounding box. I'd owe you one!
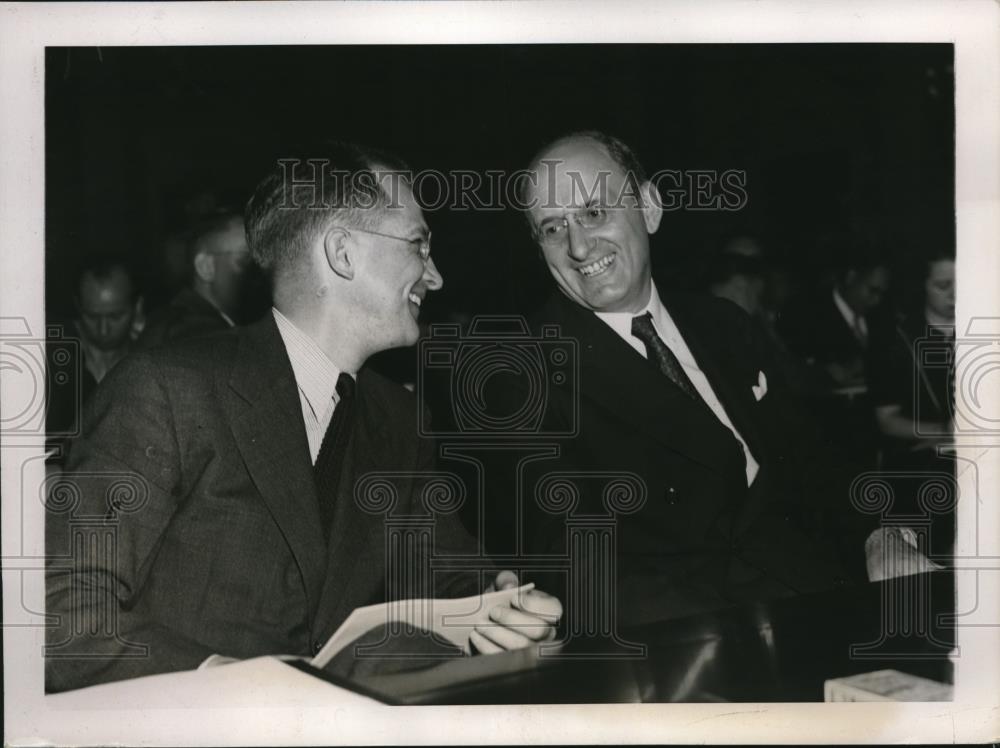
[469,570,563,655]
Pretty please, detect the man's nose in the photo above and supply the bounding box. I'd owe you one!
[99,318,111,336]
[566,221,593,261]
[423,257,443,291]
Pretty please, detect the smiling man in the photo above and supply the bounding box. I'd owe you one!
[502,131,872,625]
[46,142,560,692]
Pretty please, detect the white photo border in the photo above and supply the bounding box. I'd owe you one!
[2,1,998,744]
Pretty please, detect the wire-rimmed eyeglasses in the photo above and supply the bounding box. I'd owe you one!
[534,206,610,249]
[347,227,432,262]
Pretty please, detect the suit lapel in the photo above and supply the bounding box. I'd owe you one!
[547,294,739,475]
[225,317,327,627]
[666,298,769,467]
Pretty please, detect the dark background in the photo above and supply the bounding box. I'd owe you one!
[45,44,954,323]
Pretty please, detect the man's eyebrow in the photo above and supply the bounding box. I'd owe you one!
[539,197,604,222]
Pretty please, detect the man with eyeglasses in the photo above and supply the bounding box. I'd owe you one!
[500,131,934,628]
[46,142,561,693]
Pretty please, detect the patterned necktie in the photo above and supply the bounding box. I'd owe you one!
[313,373,357,540]
[631,312,702,402]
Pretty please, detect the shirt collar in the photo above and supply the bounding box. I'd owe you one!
[272,308,345,420]
[195,289,235,327]
[832,287,858,327]
[594,280,666,339]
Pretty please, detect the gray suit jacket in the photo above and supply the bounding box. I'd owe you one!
[46,315,486,692]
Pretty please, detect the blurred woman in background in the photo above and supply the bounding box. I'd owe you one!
[868,248,955,555]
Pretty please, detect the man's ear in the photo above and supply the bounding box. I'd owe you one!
[323,227,355,280]
[193,251,216,282]
[640,180,663,235]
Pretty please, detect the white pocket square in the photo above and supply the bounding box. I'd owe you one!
[751,370,768,401]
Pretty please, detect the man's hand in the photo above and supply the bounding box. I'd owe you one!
[865,527,943,582]
[198,654,240,669]
[470,571,563,655]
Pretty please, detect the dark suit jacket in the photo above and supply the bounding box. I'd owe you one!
[778,287,892,397]
[778,289,870,387]
[135,287,231,350]
[777,288,889,474]
[45,315,484,692]
[491,292,848,625]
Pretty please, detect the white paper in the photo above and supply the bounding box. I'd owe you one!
[311,583,535,669]
[45,656,377,710]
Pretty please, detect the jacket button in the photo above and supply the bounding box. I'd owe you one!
[664,486,679,505]
[313,640,323,654]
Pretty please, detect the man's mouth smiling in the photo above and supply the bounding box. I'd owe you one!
[578,253,616,278]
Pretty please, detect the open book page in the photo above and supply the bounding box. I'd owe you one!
[311,583,535,669]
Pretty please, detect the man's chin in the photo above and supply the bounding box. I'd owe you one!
[397,322,421,348]
[578,286,631,313]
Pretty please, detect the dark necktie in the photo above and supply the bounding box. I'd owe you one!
[313,372,357,541]
[631,312,702,402]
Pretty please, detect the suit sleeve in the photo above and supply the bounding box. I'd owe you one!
[45,353,216,692]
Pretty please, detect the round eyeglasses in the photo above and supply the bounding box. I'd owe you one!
[534,206,610,248]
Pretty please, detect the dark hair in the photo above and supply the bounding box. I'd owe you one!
[834,236,890,280]
[74,255,137,301]
[922,245,955,280]
[186,211,245,264]
[244,141,410,274]
[519,130,649,210]
[706,236,768,287]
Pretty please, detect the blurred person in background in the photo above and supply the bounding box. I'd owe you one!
[707,234,768,317]
[707,234,811,399]
[868,247,956,556]
[137,212,258,349]
[73,257,142,383]
[46,257,142,461]
[779,240,892,471]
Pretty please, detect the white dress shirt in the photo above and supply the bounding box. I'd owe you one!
[595,282,760,486]
[272,308,351,464]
